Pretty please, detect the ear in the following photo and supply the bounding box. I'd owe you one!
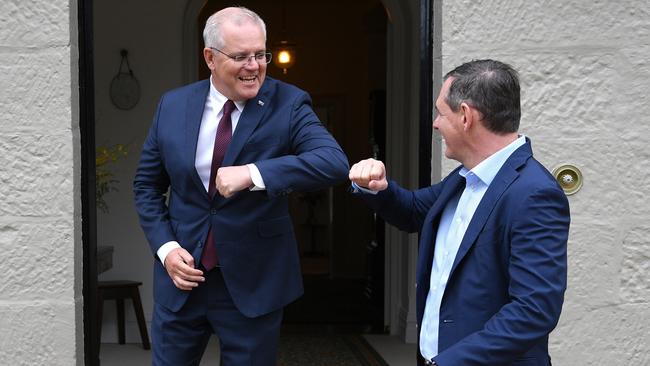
[459,102,474,131]
[203,48,215,70]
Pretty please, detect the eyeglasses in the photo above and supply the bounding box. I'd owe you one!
[210,47,272,65]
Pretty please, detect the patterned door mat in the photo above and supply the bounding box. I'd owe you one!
[277,334,388,366]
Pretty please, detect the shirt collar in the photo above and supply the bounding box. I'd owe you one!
[208,76,245,113]
[459,135,526,186]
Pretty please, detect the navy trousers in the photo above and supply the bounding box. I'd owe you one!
[151,269,283,366]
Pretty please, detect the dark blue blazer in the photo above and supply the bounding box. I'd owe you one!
[134,77,349,317]
[358,141,569,365]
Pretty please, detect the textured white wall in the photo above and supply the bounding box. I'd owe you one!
[0,0,83,365]
[3,0,647,363]
[438,0,650,364]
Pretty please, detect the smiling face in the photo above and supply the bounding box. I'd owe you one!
[205,19,267,101]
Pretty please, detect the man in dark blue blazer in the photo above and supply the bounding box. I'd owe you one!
[133,7,348,365]
[349,59,570,365]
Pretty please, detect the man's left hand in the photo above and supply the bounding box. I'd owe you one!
[215,165,253,198]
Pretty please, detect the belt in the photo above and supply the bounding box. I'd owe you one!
[423,360,437,366]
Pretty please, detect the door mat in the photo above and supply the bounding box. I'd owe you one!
[277,333,389,366]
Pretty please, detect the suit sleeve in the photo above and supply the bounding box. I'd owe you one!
[434,186,570,365]
[133,96,176,256]
[353,178,446,233]
[255,92,350,196]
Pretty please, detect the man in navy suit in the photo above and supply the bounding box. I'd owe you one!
[349,59,570,365]
[134,7,348,365]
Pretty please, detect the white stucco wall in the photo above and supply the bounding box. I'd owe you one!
[438,0,650,364]
[2,0,647,363]
[0,0,83,365]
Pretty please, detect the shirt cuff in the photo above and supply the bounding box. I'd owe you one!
[157,241,181,267]
[247,163,266,191]
[351,181,379,195]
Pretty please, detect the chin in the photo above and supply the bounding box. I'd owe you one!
[238,84,262,99]
[237,90,259,101]
[444,150,455,161]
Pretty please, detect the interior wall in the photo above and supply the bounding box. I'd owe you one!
[438,0,650,363]
[93,0,187,343]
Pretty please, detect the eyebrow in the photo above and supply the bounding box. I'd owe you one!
[231,49,267,55]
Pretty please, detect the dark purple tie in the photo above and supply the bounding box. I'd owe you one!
[201,100,235,270]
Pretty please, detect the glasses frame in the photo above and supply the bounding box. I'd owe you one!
[209,47,272,65]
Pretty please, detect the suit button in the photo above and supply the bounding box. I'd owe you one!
[210,208,217,215]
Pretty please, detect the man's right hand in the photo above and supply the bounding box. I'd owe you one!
[349,158,388,191]
[163,247,205,290]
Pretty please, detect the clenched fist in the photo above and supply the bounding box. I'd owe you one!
[215,165,253,198]
[349,158,388,191]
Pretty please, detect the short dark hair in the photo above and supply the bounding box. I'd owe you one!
[444,59,520,134]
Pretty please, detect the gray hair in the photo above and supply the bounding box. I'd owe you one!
[203,7,267,49]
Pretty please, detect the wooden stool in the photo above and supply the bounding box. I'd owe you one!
[97,280,151,350]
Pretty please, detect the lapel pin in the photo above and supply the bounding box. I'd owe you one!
[258,100,265,106]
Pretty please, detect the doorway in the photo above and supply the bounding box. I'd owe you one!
[84,0,429,363]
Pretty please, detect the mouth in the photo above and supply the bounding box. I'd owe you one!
[238,75,258,84]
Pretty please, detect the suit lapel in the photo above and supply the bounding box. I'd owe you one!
[417,171,466,282]
[448,142,532,277]
[422,172,466,230]
[210,80,273,207]
[221,81,273,168]
[186,80,211,198]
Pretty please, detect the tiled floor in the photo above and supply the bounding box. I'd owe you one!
[99,334,416,366]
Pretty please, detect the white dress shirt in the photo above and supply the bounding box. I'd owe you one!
[156,77,266,265]
[419,135,526,360]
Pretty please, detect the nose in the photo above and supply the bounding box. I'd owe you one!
[432,115,440,130]
[244,56,261,70]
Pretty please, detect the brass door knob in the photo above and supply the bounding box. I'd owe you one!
[552,164,583,195]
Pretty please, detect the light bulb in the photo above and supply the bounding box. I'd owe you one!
[278,50,292,64]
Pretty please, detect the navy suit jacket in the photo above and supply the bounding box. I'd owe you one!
[357,141,569,365]
[134,77,349,317]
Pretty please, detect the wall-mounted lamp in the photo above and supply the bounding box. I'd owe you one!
[273,40,296,74]
[273,0,296,75]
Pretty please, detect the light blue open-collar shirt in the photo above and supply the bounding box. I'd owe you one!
[419,135,526,361]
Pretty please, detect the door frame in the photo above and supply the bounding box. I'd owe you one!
[79,0,100,364]
[81,0,436,361]
[419,0,433,188]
